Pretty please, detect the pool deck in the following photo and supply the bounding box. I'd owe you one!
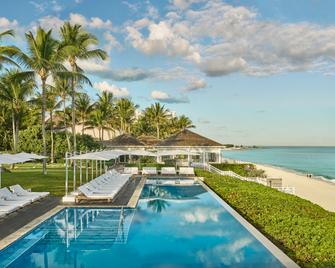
[0,176,147,250]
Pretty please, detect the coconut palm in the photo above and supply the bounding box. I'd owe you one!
[0,30,20,69]
[145,103,170,139]
[0,70,35,153]
[19,27,91,173]
[75,92,93,135]
[114,98,138,134]
[49,78,72,152]
[85,110,111,141]
[59,22,107,152]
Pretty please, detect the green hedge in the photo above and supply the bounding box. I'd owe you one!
[196,169,335,267]
[213,163,266,177]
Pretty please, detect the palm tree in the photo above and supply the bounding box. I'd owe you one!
[0,70,35,153]
[75,92,93,135]
[51,78,72,152]
[145,103,169,139]
[59,22,107,153]
[0,30,20,69]
[95,91,114,140]
[18,27,65,174]
[114,98,138,134]
[175,115,194,131]
[46,91,62,163]
[85,110,111,141]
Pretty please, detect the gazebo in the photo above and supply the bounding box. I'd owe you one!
[156,129,224,163]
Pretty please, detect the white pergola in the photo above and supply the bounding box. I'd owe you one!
[64,149,201,196]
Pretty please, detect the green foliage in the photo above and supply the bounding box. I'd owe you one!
[196,169,335,268]
[213,163,266,177]
[18,126,100,162]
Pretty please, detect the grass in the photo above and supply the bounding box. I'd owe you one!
[196,169,335,268]
[1,163,98,196]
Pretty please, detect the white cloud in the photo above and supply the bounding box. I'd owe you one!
[94,81,129,98]
[182,207,220,223]
[127,0,335,77]
[184,78,207,91]
[126,21,201,63]
[103,31,122,52]
[151,90,189,104]
[0,17,18,30]
[29,1,45,12]
[69,13,113,30]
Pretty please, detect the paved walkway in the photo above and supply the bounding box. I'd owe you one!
[0,197,61,240]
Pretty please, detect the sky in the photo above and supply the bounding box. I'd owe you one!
[0,0,335,146]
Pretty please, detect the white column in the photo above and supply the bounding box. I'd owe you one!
[73,158,76,191]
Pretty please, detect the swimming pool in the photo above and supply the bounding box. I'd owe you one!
[0,182,296,267]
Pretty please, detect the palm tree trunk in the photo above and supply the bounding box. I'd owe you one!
[11,109,16,152]
[71,64,76,154]
[50,111,54,163]
[81,115,85,135]
[15,116,19,152]
[63,99,71,152]
[41,78,47,175]
[156,123,160,139]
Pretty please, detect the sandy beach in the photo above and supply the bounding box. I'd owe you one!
[255,164,335,212]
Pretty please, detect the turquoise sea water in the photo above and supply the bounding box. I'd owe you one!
[223,147,335,180]
[0,184,285,267]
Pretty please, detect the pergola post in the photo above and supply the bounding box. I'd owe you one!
[73,156,76,192]
[79,151,82,186]
[85,159,88,182]
[65,152,68,196]
[91,159,94,180]
[218,149,222,163]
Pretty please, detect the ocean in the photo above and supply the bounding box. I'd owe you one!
[222,147,335,181]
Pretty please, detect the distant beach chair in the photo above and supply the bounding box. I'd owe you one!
[161,167,177,175]
[123,167,139,175]
[142,167,157,175]
[178,167,195,176]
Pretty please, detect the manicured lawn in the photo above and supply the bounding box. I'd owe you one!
[1,163,96,196]
[196,169,335,268]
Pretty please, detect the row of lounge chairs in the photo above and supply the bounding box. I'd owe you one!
[77,170,131,203]
[0,185,49,217]
[124,166,195,176]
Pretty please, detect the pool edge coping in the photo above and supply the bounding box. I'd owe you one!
[0,205,65,251]
[198,180,300,268]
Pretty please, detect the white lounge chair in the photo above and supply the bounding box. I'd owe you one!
[161,167,177,175]
[0,199,20,214]
[123,167,139,175]
[142,167,157,175]
[178,167,195,176]
[0,188,31,206]
[10,185,49,201]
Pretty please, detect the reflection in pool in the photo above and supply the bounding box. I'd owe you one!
[0,184,285,267]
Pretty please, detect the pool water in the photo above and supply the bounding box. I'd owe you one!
[0,184,286,267]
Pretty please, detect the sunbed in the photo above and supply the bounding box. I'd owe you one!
[178,167,195,176]
[10,185,49,201]
[142,167,157,175]
[123,167,139,175]
[161,167,177,175]
[0,199,20,214]
[0,188,31,206]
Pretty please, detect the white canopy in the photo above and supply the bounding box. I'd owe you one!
[67,149,157,160]
[16,152,47,160]
[156,149,200,156]
[0,153,33,164]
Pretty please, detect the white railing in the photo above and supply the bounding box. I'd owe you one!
[195,162,296,195]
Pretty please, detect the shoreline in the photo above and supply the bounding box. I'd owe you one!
[254,163,335,212]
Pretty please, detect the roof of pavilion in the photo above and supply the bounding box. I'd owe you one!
[157,129,223,147]
[100,134,145,147]
[137,135,160,146]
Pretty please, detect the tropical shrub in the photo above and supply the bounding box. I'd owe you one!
[213,163,266,177]
[196,169,335,268]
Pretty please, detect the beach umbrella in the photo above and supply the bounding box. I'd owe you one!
[16,152,48,160]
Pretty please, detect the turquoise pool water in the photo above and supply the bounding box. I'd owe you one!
[0,184,286,267]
